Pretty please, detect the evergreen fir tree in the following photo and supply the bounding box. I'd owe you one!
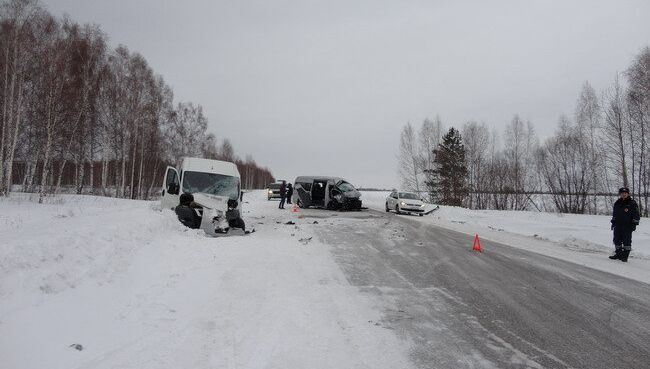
[426,127,468,206]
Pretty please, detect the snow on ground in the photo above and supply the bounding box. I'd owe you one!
[4,189,650,368]
[0,191,413,369]
[361,191,650,284]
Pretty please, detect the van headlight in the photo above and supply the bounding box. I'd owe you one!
[268,190,273,194]
[400,202,406,206]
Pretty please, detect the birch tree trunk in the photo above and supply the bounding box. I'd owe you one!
[0,51,10,193]
[1,44,19,195]
[137,128,145,199]
[5,82,24,193]
[101,158,107,196]
[147,158,160,199]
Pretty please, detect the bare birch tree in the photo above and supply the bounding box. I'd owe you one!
[626,47,650,215]
[0,0,39,195]
[398,122,421,193]
[575,81,604,211]
[419,116,443,200]
[602,74,630,190]
[462,121,490,209]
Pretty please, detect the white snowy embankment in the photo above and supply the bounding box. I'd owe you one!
[361,191,650,284]
[0,191,413,369]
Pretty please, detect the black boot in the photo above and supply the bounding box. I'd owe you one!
[620,249,631,262]
[609,249,623,260]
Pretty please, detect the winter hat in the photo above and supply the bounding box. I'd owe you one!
[180,193,194,206]
[618,187,630,194]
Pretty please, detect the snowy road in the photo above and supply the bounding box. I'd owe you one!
[314,210,650,369]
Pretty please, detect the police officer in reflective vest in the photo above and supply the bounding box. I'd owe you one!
[610,187,640,262]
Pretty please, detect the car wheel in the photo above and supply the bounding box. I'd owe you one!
[385,202,390,212]
[419,213,423,217]
[395,204,400,215]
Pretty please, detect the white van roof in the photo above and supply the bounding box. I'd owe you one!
[181,157,240,178]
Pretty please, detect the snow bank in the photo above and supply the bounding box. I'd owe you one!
[0,191,413,369]
[360,191,650,284]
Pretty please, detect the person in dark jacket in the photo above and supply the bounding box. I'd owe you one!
[226,199,246,232]
[175,193,201,229]
[279,180,287,209]
[286,183,294,205]
[610,187,640,262]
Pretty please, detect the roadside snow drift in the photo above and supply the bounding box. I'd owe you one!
[0,192,413,369]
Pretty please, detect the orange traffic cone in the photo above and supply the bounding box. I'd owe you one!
[472,234,482,252]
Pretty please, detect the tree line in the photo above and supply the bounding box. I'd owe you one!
[0,0,274,203]
[398,46,650,215]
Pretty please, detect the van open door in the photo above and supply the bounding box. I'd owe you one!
[296,186,312,208]
[161,166,180,210]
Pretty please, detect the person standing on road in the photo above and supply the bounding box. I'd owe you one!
[279,180,287,209]
[610,187,640,262]
[286,183,294,205]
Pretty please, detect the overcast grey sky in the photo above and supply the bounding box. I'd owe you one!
[44,0,650,188]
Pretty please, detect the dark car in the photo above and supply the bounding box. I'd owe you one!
[292,176,362,211]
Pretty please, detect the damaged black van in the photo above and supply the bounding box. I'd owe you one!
[291,176,362,210]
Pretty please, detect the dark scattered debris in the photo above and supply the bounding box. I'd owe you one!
[69,343,83,351]
[285,221,295,225]
[313,221,319,224]
[299,237,313,245]
[488,225,504,232]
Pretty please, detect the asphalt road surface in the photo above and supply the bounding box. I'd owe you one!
[313,210,650,369]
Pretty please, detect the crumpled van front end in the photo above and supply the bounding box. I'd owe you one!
[162,157,245,236]
[191,193,232,236]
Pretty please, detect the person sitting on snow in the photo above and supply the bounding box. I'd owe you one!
[226,199,246,232]
[175,193,201,229]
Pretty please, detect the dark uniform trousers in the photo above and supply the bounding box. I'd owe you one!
[613,226,633,250]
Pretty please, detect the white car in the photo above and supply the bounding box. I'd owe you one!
[385,191,426,216]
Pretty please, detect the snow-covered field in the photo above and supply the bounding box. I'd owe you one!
[4,189,650,369]
[0,191,413,369]
[361,191,650,284]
